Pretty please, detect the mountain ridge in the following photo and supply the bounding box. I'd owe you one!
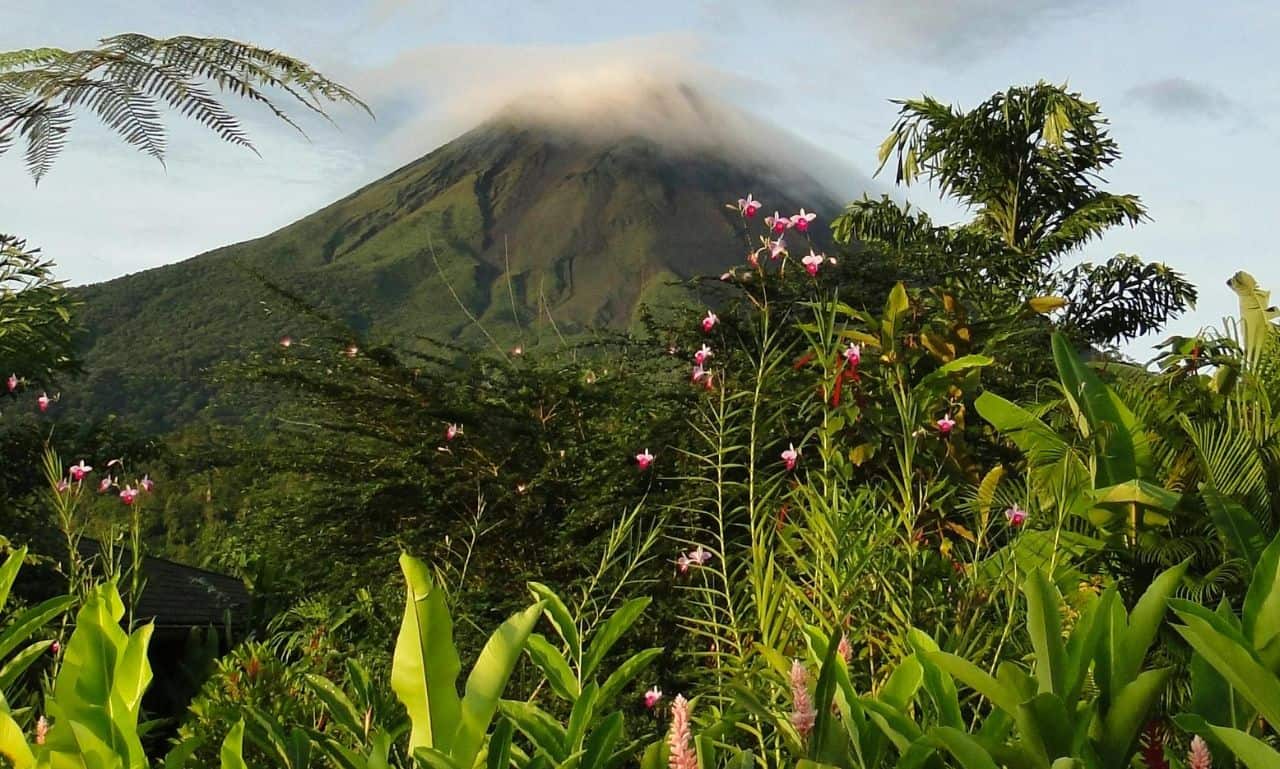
[66,115,851,430]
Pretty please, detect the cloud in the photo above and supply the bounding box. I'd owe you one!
[352,35,878,199]
[721,0,1112,62]
[1125,77,1237,119]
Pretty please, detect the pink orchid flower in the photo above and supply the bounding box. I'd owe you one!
[644,686,664,709]
[769,237,787,260]
[687,546,712,566]
[790,209,817,232]
[279,335,293,348]
[766,212,792,234]
[719,271,733,281]
[636,448,655,470]
[781,443,800,471]
[56,478,70,493]
[691,364,707,383]
[702,372,715,391]
[702,310,718,333]
[737,194,762,218]
[140,474,155,493]
[119,485,139,505]
[69,460,93,482]
[694,344,713,365]
[98,476,114,494]
[37,392,51,412]
[6,374,16,393]
[676,553,692,573]
[445,423,462,441]
[937,413,957,436]
[801,251,824,276]
[1005,505,1027,527]
[843,343,861,367]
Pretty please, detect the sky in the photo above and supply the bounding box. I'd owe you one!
[4,0,1277,359]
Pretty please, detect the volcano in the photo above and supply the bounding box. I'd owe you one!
[69,92,862,430]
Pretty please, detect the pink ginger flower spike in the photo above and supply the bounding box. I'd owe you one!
[636,448,655,471]
[1005,505,1028,527]
[6,374,16,392]
[737,194,762,218]
[140,474,155,493]
[790,209,817,232]
[1188,736,1212,769]
[766,211,791,234]
[37,392,51,412]
[701,310,718,333]
[781,443,800,471]
[694,344,713,365]
[668,695,697,769]
[69,460,93,482]
[937,413,957,436]
[789,660,817,737]
[35,716,48,745]
[120,485,139,505]
[644,686,663,709]
[844,343,861,367]
[802,251,824,276]
[837,634,854,665]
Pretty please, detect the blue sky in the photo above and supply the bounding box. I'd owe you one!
[4,0,1275,357]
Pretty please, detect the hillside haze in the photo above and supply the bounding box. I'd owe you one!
[70,90,852,430]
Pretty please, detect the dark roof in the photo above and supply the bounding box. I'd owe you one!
[77,540,250,630]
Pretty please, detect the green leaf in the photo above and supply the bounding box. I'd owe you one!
[927,653,1022,715]
[564,682,599,752]
[597,648,661,707]
[487,717,515,769]
[525,634,580,702]
[1202,484,1268,565]
[220,720,248,769]
[914,354,994,397]
[1243,530,1280,652]
[1051,332,1151,485]
[926,727,999,769]
[0,548,26,614]
[907,630,963,729]
[0,709,33,769]
[164,735,205,769]
[500,700,568,762]
[580,712,622,769]
[453,601,545,769]
[527,582,581,665]
[393,553,462,756]
[1118,560,1187,685]
[304,674,365,738]
[580,597,649,681]
[1098,668,1170,768]
[878,655,923,711]
[0,594,75,668]
[1173,609,1280,727]
[1206,724,1280,769]
[1023,571,1067,695]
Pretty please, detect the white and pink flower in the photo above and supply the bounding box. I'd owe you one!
[37,392,51,412]
[140,474,155,493]
[766,212,791,234]
[790,209,817,232]
[1005,505,1027,527]
[636,448,655,471]
[843,343,861,367]
[445,423,462,441]
[119,485,139,505]
[701,310,718,333]
[737,194,762,218]
[781,443,800,471]
[937,413,957,436]
[69,460,92,482]
[694,344,713,365]
[801,251,824,276]
[644,686,663,709]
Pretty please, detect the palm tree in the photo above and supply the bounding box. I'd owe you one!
[0,33,368,383]
[833,81,1195,346]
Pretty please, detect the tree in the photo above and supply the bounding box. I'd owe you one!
[833,81,1195,346]
[0,33,367,384]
